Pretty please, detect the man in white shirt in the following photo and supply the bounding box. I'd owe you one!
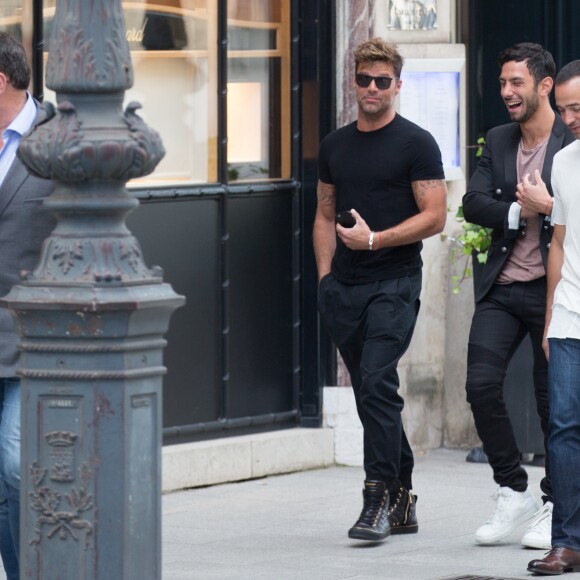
[522,60,580,575]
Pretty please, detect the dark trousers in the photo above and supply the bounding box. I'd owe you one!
[318,271,421,489]
[466,277,551,501]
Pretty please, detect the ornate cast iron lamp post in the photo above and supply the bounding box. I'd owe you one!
[0,0,184,577]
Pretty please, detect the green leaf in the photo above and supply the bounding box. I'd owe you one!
[444,203,492,293]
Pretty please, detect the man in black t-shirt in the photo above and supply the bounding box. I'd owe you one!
[314,37,447,542]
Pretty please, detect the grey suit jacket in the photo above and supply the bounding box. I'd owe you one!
[0,112,55,377]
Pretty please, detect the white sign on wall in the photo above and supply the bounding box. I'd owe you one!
[400,71,460,172]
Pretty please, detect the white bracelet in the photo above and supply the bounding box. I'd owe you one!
[369,231,374,251]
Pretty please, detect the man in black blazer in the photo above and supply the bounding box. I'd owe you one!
[0,32,55,579]
[463,43,574,550]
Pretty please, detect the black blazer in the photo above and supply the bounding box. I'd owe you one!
[462,114,574,303]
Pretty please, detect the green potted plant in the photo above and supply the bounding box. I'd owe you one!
[441,137,492,294]
[443,207,492,294]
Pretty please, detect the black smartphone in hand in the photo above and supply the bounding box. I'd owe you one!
[335,211,356,228]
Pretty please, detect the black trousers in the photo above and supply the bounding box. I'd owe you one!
[318,271,421,489]
[466,277,551,501]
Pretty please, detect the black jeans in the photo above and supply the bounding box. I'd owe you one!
[318,271,421,489]
[466,277,551,501]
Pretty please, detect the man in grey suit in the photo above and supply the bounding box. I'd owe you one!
[0,32,55,579]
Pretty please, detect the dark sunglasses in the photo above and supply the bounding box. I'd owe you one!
[355,73,397,90]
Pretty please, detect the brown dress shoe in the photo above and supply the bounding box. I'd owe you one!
[528,546,580,575]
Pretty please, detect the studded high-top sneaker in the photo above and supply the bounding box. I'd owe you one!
[348,480,391,541]
[388,484,418,535]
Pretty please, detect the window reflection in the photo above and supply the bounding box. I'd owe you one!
[227,0,290,182]
[140,0,189,51]
[42,0,217,186]
[38,0,290,186]
[124,0,218,185]
[0,1,24,38]
[0,1,33,67]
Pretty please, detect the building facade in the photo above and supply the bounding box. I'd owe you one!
[1,0,578,458]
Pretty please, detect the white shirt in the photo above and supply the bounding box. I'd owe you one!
[0,93,37,188]
[547,139,580,339]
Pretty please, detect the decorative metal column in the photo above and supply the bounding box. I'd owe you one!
[0,1,184,578]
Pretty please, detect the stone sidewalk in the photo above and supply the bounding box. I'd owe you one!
[162,447,559,580]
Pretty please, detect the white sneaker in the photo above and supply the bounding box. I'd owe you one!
[475,486,540,545]
[521,501,552,549]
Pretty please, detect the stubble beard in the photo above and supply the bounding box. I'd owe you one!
[513,91,540,124]
[358,98,391,121]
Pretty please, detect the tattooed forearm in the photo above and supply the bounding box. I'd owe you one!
[412,179,445,208]
[317,180,336,207]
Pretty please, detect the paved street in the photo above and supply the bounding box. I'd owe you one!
[163,447,556,580]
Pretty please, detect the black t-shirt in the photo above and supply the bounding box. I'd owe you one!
[318,114,445,283]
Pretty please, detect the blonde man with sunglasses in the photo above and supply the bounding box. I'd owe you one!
[314,37,447,541]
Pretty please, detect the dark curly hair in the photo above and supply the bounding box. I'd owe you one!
[498,43,556,86]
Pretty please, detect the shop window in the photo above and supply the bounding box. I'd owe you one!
[42,0,218,186]
[39,0,290,186]
[0,1,33,63]
[226,0,291,181]
[0,1,24,39]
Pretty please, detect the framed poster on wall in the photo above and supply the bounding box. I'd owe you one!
[373,0,452,44]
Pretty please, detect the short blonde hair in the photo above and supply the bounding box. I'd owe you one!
[354,38,404,77]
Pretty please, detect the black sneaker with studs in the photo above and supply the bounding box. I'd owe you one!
[388,483,418,535]
[348,480,391,541]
